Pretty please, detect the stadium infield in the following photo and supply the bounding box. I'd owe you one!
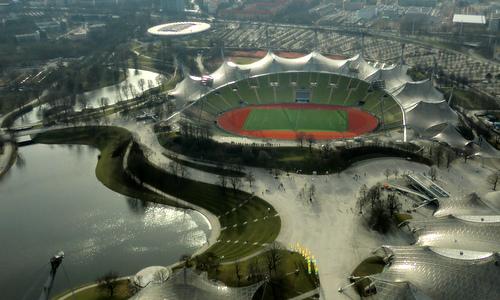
[217,103,378,140]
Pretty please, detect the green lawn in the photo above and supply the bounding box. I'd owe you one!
[243,108,348,132]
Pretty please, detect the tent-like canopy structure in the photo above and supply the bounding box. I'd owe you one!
[370,246,500,300]
[434,193,500,218]
[409,215,500,252]
[131,268,263,300]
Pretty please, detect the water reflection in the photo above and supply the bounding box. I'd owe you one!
[127,197,149,215]
[13,69,162,127]
[0,144,210,299]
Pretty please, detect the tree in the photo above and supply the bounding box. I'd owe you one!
[99,97,109,111]
[195,252,220,275]
[234,262,242,286]
[168,159,180,177]
[218,173,228,190]
[393,169,399,179]
[168,158,189,180]
[229,174,243,191]
[247,257,263,283]
[180,254,191,268]
[306,134,315,153]
[367,184,381,208]
[357,184,368,214]
[138,78,145,94]
[265,242,282,276]
[386,193,401,216]
[486,72,493,82]
[96,271,119,297]
[78,94,88,110]
[121,84,130,100]
[245,171,255,188]
[383,168,392,181]
[295,132,305,148]
[429,166,437,181]
[487,171,500,191]
[308,184,316,202]
[129,84,138,98]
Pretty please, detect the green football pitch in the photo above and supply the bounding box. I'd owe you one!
[242,108,349,132]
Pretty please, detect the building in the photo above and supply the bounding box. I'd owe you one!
[489,16,499,33]
[357,6,377,20]
[164,0,185,13]
[204,0,228,14]
[399,0,437,7]
[0,1,11,12]
[15,31,41,43]
[452,14,487,34]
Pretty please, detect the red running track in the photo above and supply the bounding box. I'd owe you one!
[217,103,379,140]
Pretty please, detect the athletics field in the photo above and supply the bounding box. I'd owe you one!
[217,103,379,140]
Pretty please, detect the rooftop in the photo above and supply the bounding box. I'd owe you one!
[452,14,486,24]
[147,22,211,37]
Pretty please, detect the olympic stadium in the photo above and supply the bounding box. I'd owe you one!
[169,51,471,149]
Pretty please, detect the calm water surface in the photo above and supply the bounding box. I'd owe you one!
[0,144,210,299]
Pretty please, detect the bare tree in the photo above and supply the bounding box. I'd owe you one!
[367,184,381,208]
[247,257,262,283]
[295,132,305,148]
[306,134,315,153]
[357,184,368,214]
[129,83,137,98]
[393,169,399,179]
[218,174,228,190]
[78,94,89,110]
[245,171,255,188]
[487,171,500,191]
[229,174,243,191]
[121,84,130,100]
[308,184,316,202]
[429,166,437,181]
[386,193,401,216]
[96,271,119,297]
[442,148,456,169]
[234,262,242,286]
[265,242,282,276]
[383,168,392,181]
[138,78,146,94]
[99,97,109,111]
